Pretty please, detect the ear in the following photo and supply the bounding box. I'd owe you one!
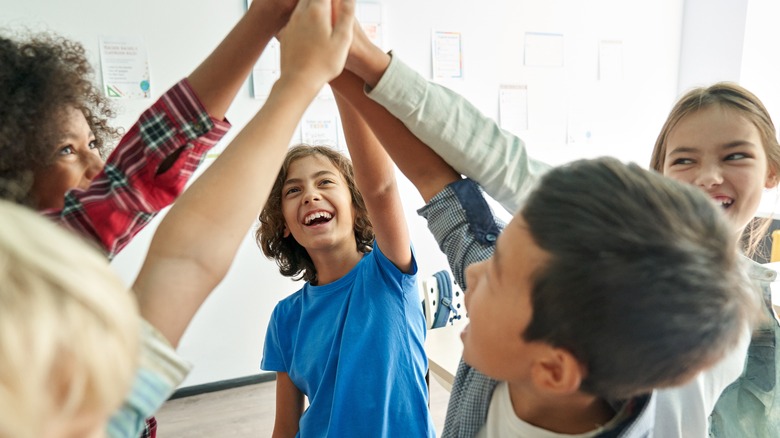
[765,168,779,189]
[283,223,291,238]
[530,347,584,395]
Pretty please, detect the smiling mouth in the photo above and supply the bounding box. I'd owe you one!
[303,211,333,226]
[713,198,734,210]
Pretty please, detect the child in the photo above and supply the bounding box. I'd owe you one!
[0,0,355,436]
[1,3,295,436]
[255,77,433,435]
[650,83,780,437]
[344,24,774,437]
[0,200,141,438]
[0,0,298,259]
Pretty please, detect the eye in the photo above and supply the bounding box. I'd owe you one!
[319,179,335,186]
[670,157,694,166]
[725,152,748,161]
[284,186,300,196]
[88,139,99,150]
[57,145,75,156]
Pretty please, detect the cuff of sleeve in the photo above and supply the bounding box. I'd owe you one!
[170,79,232,146]
[366,53,428,119]
[418,179,500,246]
[139,319,192,388]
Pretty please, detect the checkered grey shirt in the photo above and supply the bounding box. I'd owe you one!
[418,179,654,438]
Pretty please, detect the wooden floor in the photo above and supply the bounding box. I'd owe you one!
[156,376,451,437]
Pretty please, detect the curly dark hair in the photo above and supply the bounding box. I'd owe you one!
[0,31,121,206]
[257,145,374,284]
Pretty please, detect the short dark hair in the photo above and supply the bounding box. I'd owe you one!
[256,145,373,284]
[0,32,121,206]
[521,157,757,399]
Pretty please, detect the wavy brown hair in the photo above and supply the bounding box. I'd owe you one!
[650,82,780,258]
[0,31,121,206]
[256,145,374,284]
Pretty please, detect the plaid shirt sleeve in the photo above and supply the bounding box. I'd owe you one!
[41,79,231,260]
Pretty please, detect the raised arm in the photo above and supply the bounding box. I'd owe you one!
[345,24,550,214]
[329,70,459,204]
[331,84,409,271]
[133,0,354,348]
[187,0,296,120]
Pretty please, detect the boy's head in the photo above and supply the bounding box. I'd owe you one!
[462,157,756,400]
[0,201,139,438]
[257,144,373,283]
[0,32,120,210]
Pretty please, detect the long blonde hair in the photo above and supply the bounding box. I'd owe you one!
[0,201,139,438]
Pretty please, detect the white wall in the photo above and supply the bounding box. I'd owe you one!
[2,0,688,386]
[677,0,749,93]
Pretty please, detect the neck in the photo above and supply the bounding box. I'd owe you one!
[507,382,615,434]
[308,240,364,285]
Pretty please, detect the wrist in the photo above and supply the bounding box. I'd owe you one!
[347,44,391,89]
[248,1,292,34]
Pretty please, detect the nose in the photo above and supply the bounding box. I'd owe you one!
[82,151,105,184]
[693,162,723,189]
[302,188,321,204]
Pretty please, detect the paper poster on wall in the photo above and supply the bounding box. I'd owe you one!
[431,31,463,80]
[598,40,623,82]
[524,32,564,67]
[246,0,281,99]
[252,39,281,99]
[357,1,384,49]
[98,36,151,99]
[300,113,340,148]
[499,85,529,134]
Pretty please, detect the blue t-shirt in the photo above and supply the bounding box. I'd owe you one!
[261,243,434,437]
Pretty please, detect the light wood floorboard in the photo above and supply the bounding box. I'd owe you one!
[156,376,450,437]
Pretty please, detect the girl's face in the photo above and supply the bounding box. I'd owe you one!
[31,106,104,210]
[280,154,356,253]
[663,105,777,235]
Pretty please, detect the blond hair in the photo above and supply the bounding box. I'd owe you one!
[0,201,139,438]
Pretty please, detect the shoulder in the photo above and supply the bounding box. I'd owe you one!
[364,242,418,281]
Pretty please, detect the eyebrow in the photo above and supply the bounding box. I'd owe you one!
[667,140,758,155]
[284,170,339,186]
[59,130,96,142]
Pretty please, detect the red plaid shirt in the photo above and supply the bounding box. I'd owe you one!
[42,79,231,260]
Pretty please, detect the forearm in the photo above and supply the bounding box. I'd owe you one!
[368,55,551,214]
[134,77,319,347]
[272,372,304,438]
[188,1,290,120]
[330,71,459,203]
[332,77,411,270]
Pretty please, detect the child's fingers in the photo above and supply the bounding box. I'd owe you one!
[332,0,355,43]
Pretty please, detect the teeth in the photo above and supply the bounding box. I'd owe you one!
[304,211,333,225]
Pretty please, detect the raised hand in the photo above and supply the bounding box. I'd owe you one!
[344,19,390,89]
[279,0,355,94]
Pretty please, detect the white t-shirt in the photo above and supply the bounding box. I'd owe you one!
[653,323,752,438]
[476,382,611,438]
